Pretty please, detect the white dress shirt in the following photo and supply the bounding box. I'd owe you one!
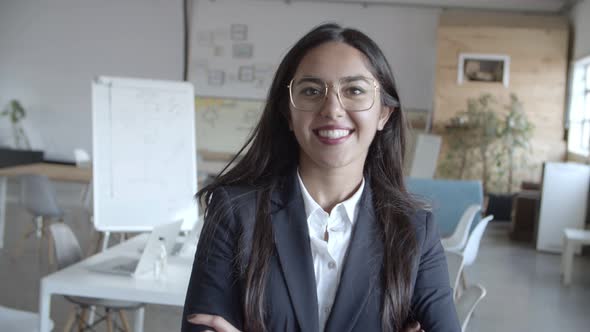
[296,171,365,332]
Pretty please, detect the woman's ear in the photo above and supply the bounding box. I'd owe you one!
[377,106,394,131]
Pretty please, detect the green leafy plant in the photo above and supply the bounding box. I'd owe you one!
[1,100,31,149]
[439,93,534,193]
[498,94,534,192]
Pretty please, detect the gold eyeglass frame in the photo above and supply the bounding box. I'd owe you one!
[287,77,380,112]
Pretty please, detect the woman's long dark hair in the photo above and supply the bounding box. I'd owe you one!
[197,23,420,332]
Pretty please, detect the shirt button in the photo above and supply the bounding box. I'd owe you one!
[324,306,331,314]
[328,261,336,269]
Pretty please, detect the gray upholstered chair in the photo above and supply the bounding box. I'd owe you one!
[17,174,65,266]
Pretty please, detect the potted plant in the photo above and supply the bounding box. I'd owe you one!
[439,93,535,221]
[1,99,31,149]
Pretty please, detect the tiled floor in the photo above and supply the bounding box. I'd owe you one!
[1,182,589,331]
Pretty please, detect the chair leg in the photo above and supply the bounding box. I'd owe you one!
[118,310,132,332]
[35,216,43,238]
[86,227,100,256]
[78,307,89,332]
[85,306,94,326]
[63,307,76,332]
[461,271,468,290]
[44,223,55,267]
[106,309,114,332]
[91,231,103,256]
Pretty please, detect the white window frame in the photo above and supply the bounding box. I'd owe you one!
[567,54,590,156]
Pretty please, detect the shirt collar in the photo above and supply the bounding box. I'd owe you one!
[296,169,365,224]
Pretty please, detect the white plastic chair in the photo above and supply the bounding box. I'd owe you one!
[462,215,493,267]
[444,250,464,301]
[442,204,481,251]
[455,284,486,332]
[453,215,493,290]
[0,305,53,332]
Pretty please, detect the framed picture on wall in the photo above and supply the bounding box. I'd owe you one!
[457,53,510,87]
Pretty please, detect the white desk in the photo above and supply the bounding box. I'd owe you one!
[39,234,194,332]
[561,228,590,286]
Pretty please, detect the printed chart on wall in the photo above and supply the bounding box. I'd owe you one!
[189,0,320,99]
[195,97,264,154]
[92,77,198,232]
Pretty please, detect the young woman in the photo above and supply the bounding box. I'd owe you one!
[182,24,460,332]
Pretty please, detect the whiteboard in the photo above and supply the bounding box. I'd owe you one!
[536,162,590,253]
[92,76,198,232]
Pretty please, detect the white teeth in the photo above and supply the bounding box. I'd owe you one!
[317,129,351,139]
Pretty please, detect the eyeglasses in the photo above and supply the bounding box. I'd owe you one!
[287,76,379,112]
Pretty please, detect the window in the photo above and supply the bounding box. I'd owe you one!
[568,56,590,156]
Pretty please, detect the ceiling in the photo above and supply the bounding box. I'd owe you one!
[261,0,575,13]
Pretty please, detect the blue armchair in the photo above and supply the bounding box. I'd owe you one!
[406,178,484,237]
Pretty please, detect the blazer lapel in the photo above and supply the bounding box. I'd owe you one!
[272,172,320,332]
[325,187,383,332]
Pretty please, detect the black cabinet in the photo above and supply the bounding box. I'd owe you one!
[0,148,44,168]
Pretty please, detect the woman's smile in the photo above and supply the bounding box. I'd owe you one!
[313,125,355,145]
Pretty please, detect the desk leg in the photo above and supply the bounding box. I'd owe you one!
[39,279,52,332]
[562,240,575,286]
[0,177,7,249]
[102,231,111,252]
[133,307,145,332]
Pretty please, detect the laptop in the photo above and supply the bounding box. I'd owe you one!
[87,220,183,277]
[170,216,204,257]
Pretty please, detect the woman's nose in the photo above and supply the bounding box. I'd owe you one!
[318,87,345,118]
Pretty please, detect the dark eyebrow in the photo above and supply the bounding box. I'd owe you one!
[340,75,372,83]
[294,75,372,85]
[295,77,324,85]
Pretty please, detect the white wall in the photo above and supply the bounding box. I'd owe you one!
[0,0,184,160]
[0,0,439,159]
[571,0,590,60]
[191,0,440,107]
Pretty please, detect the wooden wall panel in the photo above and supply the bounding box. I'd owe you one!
[433,11,569,189]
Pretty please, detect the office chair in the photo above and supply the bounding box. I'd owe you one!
[442,204,481,251]
[49,222,144,332]
[452,215,494,290]
[17,174,65,266]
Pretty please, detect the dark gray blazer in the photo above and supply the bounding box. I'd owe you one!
[182,171,460,332]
